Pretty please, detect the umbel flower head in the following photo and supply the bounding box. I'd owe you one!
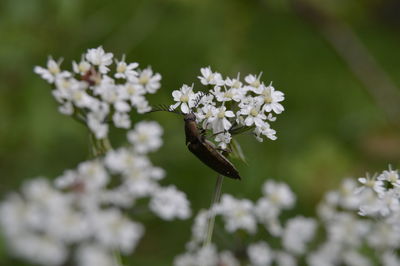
[34,46,162,139]
[170,67,284,149]
[0,121,191,266]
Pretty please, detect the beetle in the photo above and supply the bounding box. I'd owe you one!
[149,104,241,180]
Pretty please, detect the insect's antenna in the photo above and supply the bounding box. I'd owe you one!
[148,104,183,115]
[192,92,206,109]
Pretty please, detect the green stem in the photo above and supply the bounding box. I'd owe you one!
[203,174,224,247]
[89,133,112,158]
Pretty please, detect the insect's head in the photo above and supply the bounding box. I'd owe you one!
[183,112,196,122]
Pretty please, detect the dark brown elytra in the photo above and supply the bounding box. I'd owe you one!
[149,104,241,180]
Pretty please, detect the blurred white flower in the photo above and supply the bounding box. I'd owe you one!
[130,67,161,94]
[34,57,70,83]
[378,169,400,187]
[127,121,163,153]
[114,55,138,79]
[262,180,296,209]
[282,216,316,255]
[247,241,273,266]
[150,186,191,220]
[92,208,144,253]
[215,194,257,234]
[85,46,113,74]
[77,244,117,266]
[35,47,162,139]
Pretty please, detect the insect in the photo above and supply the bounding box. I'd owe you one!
[149,103,241,180]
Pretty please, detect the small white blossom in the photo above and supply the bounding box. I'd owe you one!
[85,46,113,74]
[215,194,257,234]
[34,57,70,84]
[114,55,138,79]
[262,180,296,209]
[378,169,400,187]
[208,106,235,133]
[150,186,191,220]
[127,121,163,153]
[257,84,285,114]
[247,241,273,266]
[198,66,224,86]
[131,67,161,94]
[77,244,116,266]
[171,84,197,114]
[282,216,317,255]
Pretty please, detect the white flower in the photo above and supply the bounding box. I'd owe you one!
[77,244,116,266]
[247,241,273,266]
[215,132,232,149]
[195,245,219,266]
[244,73,262,92]
[34,57,70,84]
[190,209,209,244]
[196,104,217,130]
[58,101,74,115]
[208,106,235,133]
[257,84,285,114]
[275,252,296,266]
[342,251,372,266]
[11,234,68,266]
[282,216,316,255]
[327,213,370,246]
[212,86,243,102]
[76,160,109,192]
[366,222,400,250]
[358,174,385,195]
[378,169,400,187]
[72,58,91,75]
[215,194,257,234]
[240,98,267,127]
[219,251,240,266]
[225,75,243,89]
[85,46,113,74]
[381,252,400,266]
[93,209,144,253]
[114,55,139,79]
[254,198,282,236]
[47,209,90,244]
[127,121,163,153]
[253,122,277,142]
[150,186,191,220]
[87,112,109,139]
[174,253,197,266]
[338,178,363,210]
[198,66,224,86]
[113,112,131,129]
[262,181,296,209]
[307,241,341,266]
[131,67,161,94]
[171,84,197,113]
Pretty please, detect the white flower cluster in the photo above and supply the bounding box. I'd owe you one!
[312,167,400,266]
[177,168,400,266]
[176,180,316,266]
[0,121,191,266]
[34,47,161,139]
[170,67,284,148]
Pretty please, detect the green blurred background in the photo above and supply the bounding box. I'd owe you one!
[1,0,400,265]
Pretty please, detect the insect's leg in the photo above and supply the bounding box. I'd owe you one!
[216,147,232,154]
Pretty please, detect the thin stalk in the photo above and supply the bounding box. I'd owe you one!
[203,174,224,247]
[89,133,112,158]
